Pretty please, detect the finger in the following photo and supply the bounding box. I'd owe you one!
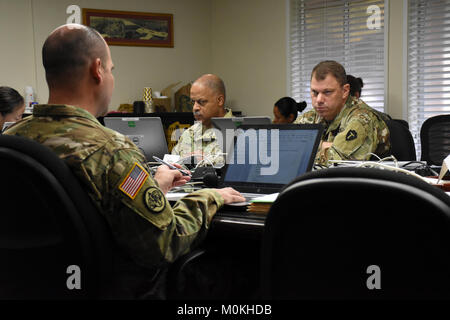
[226,187,243,196]
[173,180,188,187]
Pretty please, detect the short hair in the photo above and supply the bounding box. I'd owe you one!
[42,26,107,88]
[196,75,226,103]
[347,75,364,97]
[275,97,307,121]
[0,86,24,116]
[311,60,347,87]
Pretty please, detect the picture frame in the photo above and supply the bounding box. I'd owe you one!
[82,8,173,48]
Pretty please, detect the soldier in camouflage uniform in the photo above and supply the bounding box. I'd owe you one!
[5,24,244,298]
[294,61,390,166]
[171,74,233,167]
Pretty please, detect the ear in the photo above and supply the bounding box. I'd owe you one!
[90,58,103,84]
[217,94,225,108]
[288,113,295,123]
[342,83,350,99]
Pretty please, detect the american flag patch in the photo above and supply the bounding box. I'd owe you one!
[119,163,149,199]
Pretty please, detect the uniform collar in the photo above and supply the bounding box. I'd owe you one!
[322,96,355,133]
[32,104,101,125]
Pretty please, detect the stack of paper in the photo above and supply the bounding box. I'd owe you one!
[247,193,279,214]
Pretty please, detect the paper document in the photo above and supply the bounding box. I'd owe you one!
[250,193,279,203]
[166,192,188,201]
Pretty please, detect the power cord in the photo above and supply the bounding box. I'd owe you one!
[328,156,437,184]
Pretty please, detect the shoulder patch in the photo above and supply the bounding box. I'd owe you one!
[346,130,358,141]
[119,162,149,199]
[143,187,166,214]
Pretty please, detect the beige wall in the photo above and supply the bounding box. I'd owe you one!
[0,0,36,96]
[0,0,212,111]
[211,0,287,118]
[0,0,405,119]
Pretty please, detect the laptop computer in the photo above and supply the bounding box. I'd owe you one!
[104,117,169,160]
[211,116,272,156]
[219,124,323,196]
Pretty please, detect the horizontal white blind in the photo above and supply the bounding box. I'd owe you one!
[407,0,450,159]
[289,0,385,112]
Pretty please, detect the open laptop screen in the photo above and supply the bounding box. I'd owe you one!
[221,124,323,192]
[104,117,169,161]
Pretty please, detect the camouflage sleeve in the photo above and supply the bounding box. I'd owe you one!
[106,149,224,268]
[293,110,317,124]
[324,113,377,163]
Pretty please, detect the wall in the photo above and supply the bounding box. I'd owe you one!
[0,0,36,97]
[211,0,287,117]
[0,0,212,111]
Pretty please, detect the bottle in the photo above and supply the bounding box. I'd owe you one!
[24,86,35,114]
[143,87,154,113]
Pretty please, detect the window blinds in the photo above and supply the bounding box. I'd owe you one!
[289,0,386,113]
[407,0,450,158]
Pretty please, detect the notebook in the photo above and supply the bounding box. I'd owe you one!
[104,117,169,160]
[219,124,323,195]
[211,116,271,156]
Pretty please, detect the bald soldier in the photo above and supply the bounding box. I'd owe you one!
[294,61,390,166]
[5,24,244,298]
[171,74,233,166]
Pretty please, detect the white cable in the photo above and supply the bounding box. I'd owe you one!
[194,153,227,169]
[353,161,432,183]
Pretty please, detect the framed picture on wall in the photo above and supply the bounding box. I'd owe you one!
[82,8,173,47]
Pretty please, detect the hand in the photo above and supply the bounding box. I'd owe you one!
[321,141,333,151]
[214,187,246,204]
[154,164,191,194]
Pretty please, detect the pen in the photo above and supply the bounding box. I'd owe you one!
[153,156,191,176]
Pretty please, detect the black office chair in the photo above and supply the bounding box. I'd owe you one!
[261,167,450,299]
[385,119,417,161]
[420,114,450,166]
[393,119,409,129]
[0,135,115,299]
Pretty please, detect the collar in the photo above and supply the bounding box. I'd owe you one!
[32,104,101,125]
[322,96,355,134]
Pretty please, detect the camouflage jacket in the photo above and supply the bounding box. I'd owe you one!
[294,97,390,166]
[171,108,233,166]
[5,105,224,269]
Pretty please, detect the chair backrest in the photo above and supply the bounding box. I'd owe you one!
[393,119,409,129]
[385,119,417,161]
[0,135,114,299]
[420,114,450,166]
[261,167,450,299]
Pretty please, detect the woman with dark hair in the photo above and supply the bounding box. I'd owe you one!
[0,86,25,131]
[346,75,364,99]
[273,97,307,124]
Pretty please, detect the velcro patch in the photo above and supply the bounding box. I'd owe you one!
[143,187,166,214]
[345,130,358,141]
[119,162,149,199]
